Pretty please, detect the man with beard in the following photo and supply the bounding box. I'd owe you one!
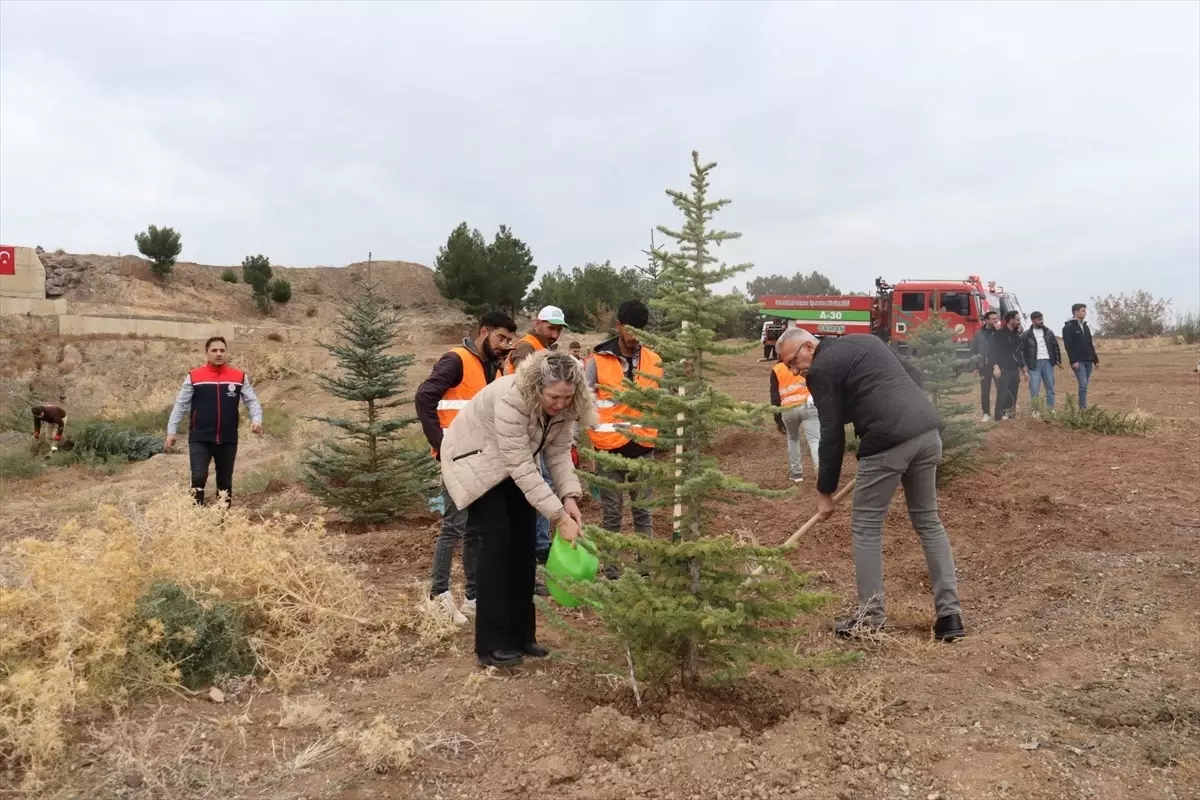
[505,305,568,374]
[990,311,1026,421]
[416,311,517,625]
[1022,311,1062,414]
[970,310,1000,421]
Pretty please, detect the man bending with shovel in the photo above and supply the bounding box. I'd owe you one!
[774,329,965,642]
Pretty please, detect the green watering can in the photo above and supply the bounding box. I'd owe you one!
[544,531,600,607]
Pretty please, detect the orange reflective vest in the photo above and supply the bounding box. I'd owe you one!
[773,362,812,408]
[433,347,488,455]
[588,346,663,451]
[503,333,546,375]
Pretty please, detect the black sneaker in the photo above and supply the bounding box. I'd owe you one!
[933,614,965,642]
[833,618,884,639]
[521,642,550,658]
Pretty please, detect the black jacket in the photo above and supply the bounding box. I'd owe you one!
[1021,326,1061,369]
[806,334,943,494]
[969,327,995,370]
[1062,319,1099,366]
[990,327,1025,371]
[415,339,502,456]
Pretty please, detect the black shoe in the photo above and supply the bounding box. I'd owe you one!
[933,614,965,642]
[833,618,884,639]
[534,581,550,597]
[522,642,550,658]
[477,649,525,668]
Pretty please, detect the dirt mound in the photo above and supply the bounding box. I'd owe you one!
[36,251,462,327]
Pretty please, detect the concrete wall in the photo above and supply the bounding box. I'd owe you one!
[0,246,47,299]
[57,314,236,340]
[0,296,67,316]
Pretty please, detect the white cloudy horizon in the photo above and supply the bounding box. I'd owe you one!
[1,0,1197,321]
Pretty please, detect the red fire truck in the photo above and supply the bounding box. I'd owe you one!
[758,275,1025,367]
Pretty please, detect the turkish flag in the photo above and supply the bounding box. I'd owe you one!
[0,246,15,276]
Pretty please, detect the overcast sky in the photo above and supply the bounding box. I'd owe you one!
[2,1,1197,321]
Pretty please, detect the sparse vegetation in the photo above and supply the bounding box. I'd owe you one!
[270,278,292,304]
[302,281,438,524]
[566,152,831,690]
[221,268,238,283]
[1092,291,1171,337]
[134,225,182,278]
[0,448,44,480]
[1171,310,1200,344]
[1042,394,1153,435]
[0,492,383,787]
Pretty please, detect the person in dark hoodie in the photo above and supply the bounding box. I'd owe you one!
[970,310,1000,421]
[1062,303,1100,409]
[1022,311,1061,413]
[990,311,1025,421]
[415,311,517,625]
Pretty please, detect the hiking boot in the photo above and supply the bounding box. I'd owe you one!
[433,590,468,626]
[522,642,550,658]
[477,650,524,668]
[833,617,884,639]
[933,614,965,643]
[461,598,477,617]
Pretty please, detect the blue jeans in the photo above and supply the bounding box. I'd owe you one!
[1072,361,1095,409]
[535,455,553,556]
[1028,359,1056,410]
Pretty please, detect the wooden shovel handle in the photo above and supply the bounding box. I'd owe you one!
[780,478,856,548]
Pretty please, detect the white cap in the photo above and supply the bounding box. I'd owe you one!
[536,305,568,327]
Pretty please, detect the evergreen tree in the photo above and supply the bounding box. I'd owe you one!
[909,316,984,481]
[242,255,273,314]
[302,281,438,525]
[434,222,538,316]
[134,225,182,278]
[566,151,830,689]
[71,422,164,461]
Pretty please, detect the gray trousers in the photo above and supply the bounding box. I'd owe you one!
[851,429,961,624]
[429,484,478,600]
[782,405,820,480]
[598,460,653,536]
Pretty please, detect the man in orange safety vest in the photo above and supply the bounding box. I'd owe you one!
[586,299,662,539]
[415,310,517,625]
[771,354,820,483]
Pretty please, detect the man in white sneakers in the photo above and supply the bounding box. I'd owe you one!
[415,311,516,624]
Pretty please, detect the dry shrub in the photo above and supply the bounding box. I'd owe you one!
[277,693,341,731]
[0,490,381,786]
[339,715,415,774]
[247,348,302,381]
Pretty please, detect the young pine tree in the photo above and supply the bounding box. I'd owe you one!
[302,281,438,525]
[568,151,830,689]
[909,316,984,481]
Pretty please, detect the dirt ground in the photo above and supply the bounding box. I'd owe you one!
[1,333,1198,800]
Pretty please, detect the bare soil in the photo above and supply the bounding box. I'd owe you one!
[1,323,1197,798]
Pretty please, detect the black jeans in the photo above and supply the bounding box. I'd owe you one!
[979,371,999,415]
[996,369,1021,419]
[468,478,536,657]
[189,441,238,506]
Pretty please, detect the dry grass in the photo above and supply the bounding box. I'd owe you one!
[0,490,386,787]
[339,715,415,774]
[277,693,341,731]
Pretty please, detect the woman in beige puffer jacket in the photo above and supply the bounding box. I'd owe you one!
[440,349,596,667]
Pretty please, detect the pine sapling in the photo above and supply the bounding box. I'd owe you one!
[302,281,438,524]
[565,151,831,690]
[909,315,984,481]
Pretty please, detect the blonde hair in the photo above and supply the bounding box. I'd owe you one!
[515,350,597,427]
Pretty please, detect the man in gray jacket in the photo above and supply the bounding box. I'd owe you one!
[775,328,964,643]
